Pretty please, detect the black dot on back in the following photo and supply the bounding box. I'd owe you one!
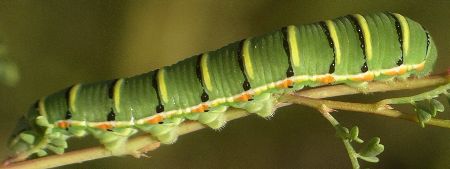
[156,104,164,113]
[361,62,368,73]
[286,67,294,77]
[65,111,72,120]
[243,81,251,91]
[201,91,209,102]
[107,110,115,121]
[329,60,336,74]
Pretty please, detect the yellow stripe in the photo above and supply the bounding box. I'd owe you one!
[113,78,124,113]
[287,25,300,67]
[38,97,47,117]
[242,39,254,80]
[157,68,168,103]
[392,13,410,57]
[325,20,341,65]
[200,53,213,91]
[352,14,373,61]
[69,84,81,113]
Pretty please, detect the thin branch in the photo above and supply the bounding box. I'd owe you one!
[281,95,450,129]
[318,106,360,169]
[1,75,449,169]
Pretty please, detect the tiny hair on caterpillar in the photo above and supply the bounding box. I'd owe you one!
[7,12,437,162]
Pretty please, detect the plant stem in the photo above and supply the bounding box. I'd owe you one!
[319,107,360,169]
[282,95,450,129]
[1,75,449,169]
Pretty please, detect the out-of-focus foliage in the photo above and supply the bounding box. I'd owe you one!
[0,38,19,86]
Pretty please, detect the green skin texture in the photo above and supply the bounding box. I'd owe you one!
[8,12,437,158]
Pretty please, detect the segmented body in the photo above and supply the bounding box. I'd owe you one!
[8,12,437,158]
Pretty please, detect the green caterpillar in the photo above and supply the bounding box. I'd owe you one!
[8,12,437,159]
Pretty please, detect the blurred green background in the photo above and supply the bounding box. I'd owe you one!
[0,0,449,168]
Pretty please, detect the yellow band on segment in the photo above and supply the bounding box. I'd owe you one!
[242,39,254,80]
[287,25,300,67]
[157,68,168,103]
[352,14,373,61]
[38,97,47,116]
[113,78,124,113]
[201,53,213,91]
[392,13,410,57]
[325,20,341,65]
[69,84,81,113]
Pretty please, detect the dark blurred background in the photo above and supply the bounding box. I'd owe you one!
[0,0,449,168]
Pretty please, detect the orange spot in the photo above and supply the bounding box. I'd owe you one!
[97,123,113,130]
[351,73,374,82]
[236,93,252,102]
[57,121,70,128]
[277,79,293,88]
[384,70,397,76]
[398,67,407,74]
[147,115,163,124]
[319,75,335,84]
[415,63,425,72]
[192,104,209,113]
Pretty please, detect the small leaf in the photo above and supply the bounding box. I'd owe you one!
[350,126,363,143]
[358,137,384,158]
[358,156,380,163]
[415,106,431,127]
[431,99,444,113]
[335,124,350,139]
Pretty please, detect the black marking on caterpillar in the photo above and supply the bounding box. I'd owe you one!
[347,15,369,73]
[108,79,119,99]
[319,21,336,74]
[64,86,73,121]
[237,39,252,91]
[106,109,115,131]
[281,27,295,78]
[152,69,165,113]
[386,12,404,66]
[195,54,210,103]
[107,109,115,121]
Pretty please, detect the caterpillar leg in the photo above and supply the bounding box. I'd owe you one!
[198,110,226,129]
[136,117,183,144]
[231,93,275,118]
[184,106,228,129]
[88,127,138,155]
[345,81,370,94]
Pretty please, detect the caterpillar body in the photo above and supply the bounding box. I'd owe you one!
[8,12,437,158]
